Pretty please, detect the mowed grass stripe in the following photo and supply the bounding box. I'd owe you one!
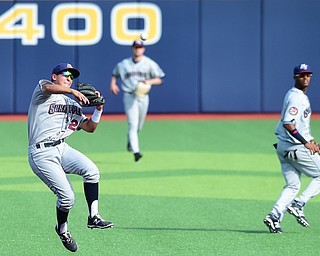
[2,119,320,255]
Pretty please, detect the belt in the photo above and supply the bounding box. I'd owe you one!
[36,139,64,149]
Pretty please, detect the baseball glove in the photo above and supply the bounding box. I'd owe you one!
[77,83,105,106]
[135,81,151,97]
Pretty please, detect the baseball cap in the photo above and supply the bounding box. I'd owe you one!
[132,40,144,47]
[293,64,313,76]
[52,63,80,78]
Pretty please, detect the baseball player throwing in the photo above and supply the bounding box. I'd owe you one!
[110,40,165,162]
[28,63,113,252]
[263,64,320,233]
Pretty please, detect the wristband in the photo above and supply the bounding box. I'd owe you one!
[91,108,102,123]
[289,129,308,144]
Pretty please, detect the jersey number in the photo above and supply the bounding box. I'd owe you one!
[68,119,79,131]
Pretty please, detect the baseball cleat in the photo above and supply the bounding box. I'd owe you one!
[55,226,78,252]
[134,152,143,162]
[127,141,132,152]
[87,214,114,229]
[263,213,282,234]
[287,200,310,227]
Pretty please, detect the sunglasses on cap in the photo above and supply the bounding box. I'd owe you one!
[295,73,312,78]
[59,71,74,79]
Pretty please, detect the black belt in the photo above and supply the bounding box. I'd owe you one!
[36,139,64,149]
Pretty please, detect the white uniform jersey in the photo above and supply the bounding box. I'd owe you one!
[28,79,87,146]
[112,56,165,93]
[275,87,313,143]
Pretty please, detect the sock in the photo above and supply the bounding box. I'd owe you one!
[58,222,68,234]
[56,207,69,234]
[84,182,99,217]
[90,200,99,218]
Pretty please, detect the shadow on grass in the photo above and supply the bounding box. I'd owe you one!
[118,226,267,234]
[104,169,280,180]
[0,168,281,185]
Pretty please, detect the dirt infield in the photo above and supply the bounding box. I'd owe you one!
[0,113,286,121]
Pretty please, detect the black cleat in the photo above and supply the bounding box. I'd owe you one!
[134,152,143,162]
[287,200,310,227]
[55,226,78,252]
[127,141,132,152]
[263,213,282,234]
[87,214,114,229]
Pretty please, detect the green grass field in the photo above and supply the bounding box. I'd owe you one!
[1,117,320,255]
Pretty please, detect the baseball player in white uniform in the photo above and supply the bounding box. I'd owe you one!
[110,40,165,162]
[28,63,113,252]
[263,64,320,234]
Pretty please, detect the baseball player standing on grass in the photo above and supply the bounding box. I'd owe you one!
[28,63,113,252]
[109,40,165,162]
[263,64,320,234]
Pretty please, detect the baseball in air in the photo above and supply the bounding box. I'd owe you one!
[140,33,148,41]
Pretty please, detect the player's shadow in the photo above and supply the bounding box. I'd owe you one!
[105,169,280,180]
[118,226,266,234]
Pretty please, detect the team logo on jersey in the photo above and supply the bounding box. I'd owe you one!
[289,107,298,115]
[48,104,82,115]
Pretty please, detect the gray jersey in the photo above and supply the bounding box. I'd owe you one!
[275,87,313,143]
[112,56,165,93]
[28,79,87,146]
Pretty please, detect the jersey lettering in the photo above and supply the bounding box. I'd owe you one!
[124,71,147,80]
[48,103,82,115]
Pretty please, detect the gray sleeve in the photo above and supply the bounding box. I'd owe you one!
[32,80,53,104]
[112,64,120,78]
[149,61,165,79]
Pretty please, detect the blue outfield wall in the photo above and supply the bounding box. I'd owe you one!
[1,0,320,114]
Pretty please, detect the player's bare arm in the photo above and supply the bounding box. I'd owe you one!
[42,83,90,105]
[284,123,320,154]
[80,105,103,133]
[110,76,120,95]
[144,77,163,85]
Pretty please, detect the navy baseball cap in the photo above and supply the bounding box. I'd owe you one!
[132,40,144,47]
[52,63,80,78]
[294,64,313,76]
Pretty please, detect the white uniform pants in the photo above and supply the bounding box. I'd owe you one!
[123,92,149,153]
[272,140,320,220]
[28,142,100,211]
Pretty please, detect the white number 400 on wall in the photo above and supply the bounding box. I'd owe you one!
[0,2,162,46]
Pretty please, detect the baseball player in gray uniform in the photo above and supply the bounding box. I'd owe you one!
[263,64,320,234]
[28,63,113,252]
[110,40,165,162]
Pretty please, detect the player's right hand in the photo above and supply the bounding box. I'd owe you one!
[71,89,90,105]
[110,84,120,95]
[305,142,320,154]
